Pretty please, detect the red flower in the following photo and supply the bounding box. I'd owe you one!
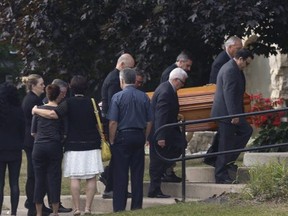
[250,93,285,129]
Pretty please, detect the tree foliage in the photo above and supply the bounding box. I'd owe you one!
[1,0,288,90]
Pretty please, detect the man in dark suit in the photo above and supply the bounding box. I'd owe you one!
[148,68,188,198]
[159,51,192,182]
[160,51,192,83]
[209,36,243,84]
[204,36,243,166]
[211,48,253,184]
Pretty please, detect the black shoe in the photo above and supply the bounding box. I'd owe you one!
[161,173,182,183]
[58,203,73,213]
[148,192,171,198]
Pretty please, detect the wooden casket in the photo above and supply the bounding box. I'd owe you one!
[147,84,251,132]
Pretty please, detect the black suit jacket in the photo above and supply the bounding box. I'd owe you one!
[150,81,184,148]
[209,51,231,84]
[211,59,246,121]
[101,68,121,115]
[159,63,177,84]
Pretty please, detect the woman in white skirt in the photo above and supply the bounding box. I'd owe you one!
[32,75,103,215]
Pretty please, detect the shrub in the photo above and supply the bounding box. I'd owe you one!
[244,162,288,201]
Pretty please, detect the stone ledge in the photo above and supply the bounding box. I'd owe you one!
[243,152,288,167]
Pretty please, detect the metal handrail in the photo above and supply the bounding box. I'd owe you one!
[152,107,288,202]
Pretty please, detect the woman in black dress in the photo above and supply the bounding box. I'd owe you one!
[31,84,64,216]
[0,82,25,216]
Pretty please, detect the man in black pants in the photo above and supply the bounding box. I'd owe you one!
[159,51,192,183]
[107,68,152,211]
[204,36,243,167]
[100,53,135,199]
[211,49,253,184]
[148,68,188,198]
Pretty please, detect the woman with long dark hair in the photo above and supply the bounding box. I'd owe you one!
[0,82,25,216]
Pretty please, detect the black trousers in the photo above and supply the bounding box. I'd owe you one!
[103,159,113,192]
[112,130,145,212]
[148,142,182,196]
[32,142,62,204]
[24,147,36,209]
[0,157,22,215]
[215,119,253,181]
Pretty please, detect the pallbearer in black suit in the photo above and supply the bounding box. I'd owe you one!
[205,36,243,166]
[107,68,152,212]
[159,51,192,183]
[211,49,254,184]
[148,68,188,198]
[160,51,192,84]
[209,36,243,84]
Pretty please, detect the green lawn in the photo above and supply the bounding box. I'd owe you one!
[97,201,288,216]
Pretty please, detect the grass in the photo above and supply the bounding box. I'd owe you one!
[97,201,288,216]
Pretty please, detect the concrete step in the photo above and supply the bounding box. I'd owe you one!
[243,152,288,166]
[3,165,250,216]
[97,180,245,200]
[186,166,250,183]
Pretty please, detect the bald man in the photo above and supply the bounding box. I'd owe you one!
[100,53,135,199]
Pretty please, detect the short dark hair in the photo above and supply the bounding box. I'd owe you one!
[176,50,193,62]
[46,84,60,101]
[136,70,145,78]
[70,75,87,94]
[234,48,254,60]
[120,68,136,84]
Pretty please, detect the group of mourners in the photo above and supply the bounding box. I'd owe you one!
[0,35,254,215]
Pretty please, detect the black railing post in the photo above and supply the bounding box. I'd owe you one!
[181,121,186,202]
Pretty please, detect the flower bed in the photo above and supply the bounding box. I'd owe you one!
[250,93,288,152]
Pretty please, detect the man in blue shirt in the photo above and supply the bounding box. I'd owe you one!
[107,68,152,212]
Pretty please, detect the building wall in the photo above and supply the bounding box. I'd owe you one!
[245,53,288,101]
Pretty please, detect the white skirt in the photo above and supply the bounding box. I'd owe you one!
[63,149,104,179]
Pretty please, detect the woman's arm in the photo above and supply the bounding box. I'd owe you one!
[32,105,59,119]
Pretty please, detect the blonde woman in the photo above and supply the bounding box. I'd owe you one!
[21,74,47,216]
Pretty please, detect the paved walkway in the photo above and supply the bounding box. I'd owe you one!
[2,196,74,216]
[3,195,179,216]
